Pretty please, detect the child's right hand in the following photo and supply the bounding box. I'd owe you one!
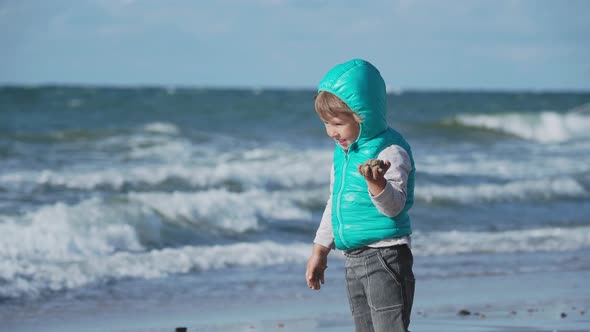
[306,244,330,290]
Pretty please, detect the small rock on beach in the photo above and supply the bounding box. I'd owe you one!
[457,309,471,316]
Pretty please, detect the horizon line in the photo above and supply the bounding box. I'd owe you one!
[1,82,590,94]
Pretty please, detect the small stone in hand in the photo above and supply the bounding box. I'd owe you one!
[359,159,386,178]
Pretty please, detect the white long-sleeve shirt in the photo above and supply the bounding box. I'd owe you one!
[313,145,413,250]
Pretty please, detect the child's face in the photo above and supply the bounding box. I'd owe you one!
[321,114,360,150]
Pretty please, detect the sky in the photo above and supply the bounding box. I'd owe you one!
[1,0,589,90]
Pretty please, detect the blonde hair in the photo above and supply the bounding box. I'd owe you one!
[314,91,362,123]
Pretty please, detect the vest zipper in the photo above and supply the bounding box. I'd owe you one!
[336,151,351,249]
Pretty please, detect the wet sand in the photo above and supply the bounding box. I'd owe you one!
[3,269,588,332]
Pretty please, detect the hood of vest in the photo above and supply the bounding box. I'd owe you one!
[317,59,388,150]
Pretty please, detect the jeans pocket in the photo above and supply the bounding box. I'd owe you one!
[368,253,404,312]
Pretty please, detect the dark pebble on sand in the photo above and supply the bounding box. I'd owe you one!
[458,309,471,316]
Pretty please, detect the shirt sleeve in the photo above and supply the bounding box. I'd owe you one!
[370,145,412,218]
[313,164,335,249]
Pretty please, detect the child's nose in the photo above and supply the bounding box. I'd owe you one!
[327,127,337,138]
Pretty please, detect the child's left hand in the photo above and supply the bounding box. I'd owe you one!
[358,159,391,196]
[358,159,391,181]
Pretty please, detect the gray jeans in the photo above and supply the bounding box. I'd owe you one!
[344,245,415,332]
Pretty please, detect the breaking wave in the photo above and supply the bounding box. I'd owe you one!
[450,111,590,143]
[2,219,588,299]
[416,177,587,203]
[413,225,590,256]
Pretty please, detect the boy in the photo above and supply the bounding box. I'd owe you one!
[305,59,416,332]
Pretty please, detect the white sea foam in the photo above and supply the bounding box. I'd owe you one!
[0,241,311,299]
[452,111,590,143]
[2,222,588,299]
[418,152,590,179]
[0,193,586,299]
[67,98,83,108]
[416,177,587,203]
[0,186,316,261]
[413,225,590,256]
[95,125,193,161]
[143,122,180,135]
[128,189,313,232]
[125,136,194,161]
[0,190,316,298]
[0,198,143,261]
[0,148,332,191]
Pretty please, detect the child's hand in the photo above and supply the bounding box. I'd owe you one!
[306,245,329,290]
[358,159,391,196]
[358,159,390,181]
[306,254,327,290]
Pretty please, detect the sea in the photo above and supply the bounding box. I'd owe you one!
[1,86,589,331]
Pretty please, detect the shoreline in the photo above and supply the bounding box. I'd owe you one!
[2,269,588,332]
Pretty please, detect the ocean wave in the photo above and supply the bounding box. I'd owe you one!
[449,111,590,143]
[1,121,179,144]
[0,198,144,261]
[0,149,332,192]
[0,128,121,144]
[418,152,590,179]
[113,134,194,161]
[128,189,313,232]
[571,102,590,114]
[0,188,318,260]
[1,224,588,299]
[416,177,587,203]
[96,121,192,161]
[0,241,311,299]
[142,122,180,135]
[0,190,318,297]
[413,225,590,256]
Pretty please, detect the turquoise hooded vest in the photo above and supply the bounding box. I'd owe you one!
[318,59,415,250]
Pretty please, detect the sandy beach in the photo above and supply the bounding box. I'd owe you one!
[3,267,588,332]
